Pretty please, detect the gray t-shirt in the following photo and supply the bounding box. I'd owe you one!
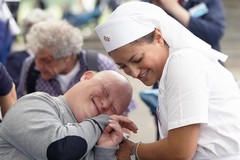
[0,92,118,160]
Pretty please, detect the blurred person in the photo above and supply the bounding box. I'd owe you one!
[0,70,138,160]
[150,0,225,52]
[6,8,53,88]
[5,0,20,22]
[0,63,16,119]
[95,2,240,159]
[17,18,136,116]
[63,0,123,27]
[17,0,48,22]
[0,0,20,65]
[63,0,101,26]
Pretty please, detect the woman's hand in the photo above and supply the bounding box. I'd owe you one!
[116,138,135,160]
[110,115,138,133]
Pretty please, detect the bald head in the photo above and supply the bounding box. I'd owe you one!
[65,70,133,121]
[96,70,131,88]
[93,70,133,114]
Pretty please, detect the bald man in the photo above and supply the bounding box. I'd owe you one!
[0,70,137,160]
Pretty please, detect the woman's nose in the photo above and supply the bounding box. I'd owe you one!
[129,66,140,78]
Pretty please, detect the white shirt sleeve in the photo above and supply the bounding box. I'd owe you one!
[163,49,210,130]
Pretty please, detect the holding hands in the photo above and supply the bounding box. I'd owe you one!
[97,115,138,147]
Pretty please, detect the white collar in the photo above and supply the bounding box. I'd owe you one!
[56,62,80,93]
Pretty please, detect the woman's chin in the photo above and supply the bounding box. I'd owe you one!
[141,79,155,86]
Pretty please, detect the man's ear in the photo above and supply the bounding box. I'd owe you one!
[80,71,95,81]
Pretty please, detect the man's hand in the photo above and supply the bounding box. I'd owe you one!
[97,119,123,147]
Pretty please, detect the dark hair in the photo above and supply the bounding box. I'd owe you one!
[131,30,155,45]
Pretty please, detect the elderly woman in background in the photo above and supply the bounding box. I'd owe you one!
[6,8,53,88]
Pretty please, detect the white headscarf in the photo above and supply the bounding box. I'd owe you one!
[95,1,227,62]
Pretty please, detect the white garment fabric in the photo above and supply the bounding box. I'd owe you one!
[237,80,240,89]
[157,48,240,159]
[56,62,80,93]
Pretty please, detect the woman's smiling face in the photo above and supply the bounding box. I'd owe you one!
[109,29,169,86]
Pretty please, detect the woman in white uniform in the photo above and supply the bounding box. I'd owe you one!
[95,1,240,160]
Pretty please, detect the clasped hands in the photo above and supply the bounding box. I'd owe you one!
[97,115,138,147]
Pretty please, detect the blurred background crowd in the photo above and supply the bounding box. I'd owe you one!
[1,0,128,59]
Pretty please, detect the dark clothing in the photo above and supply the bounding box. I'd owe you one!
[6,50,30,88]
[0,63,13,96]
[0,20,13,65]
[184,0,225,51]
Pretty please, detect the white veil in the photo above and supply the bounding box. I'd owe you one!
[95,1,227,62]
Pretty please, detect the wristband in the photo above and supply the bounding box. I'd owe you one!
[130,143,137,160]
[130,142,141,160]
[135,142,141,160]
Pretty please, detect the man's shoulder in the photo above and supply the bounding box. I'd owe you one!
[19,92,52,102]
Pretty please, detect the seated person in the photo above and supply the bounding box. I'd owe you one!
[0,70,138,160]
